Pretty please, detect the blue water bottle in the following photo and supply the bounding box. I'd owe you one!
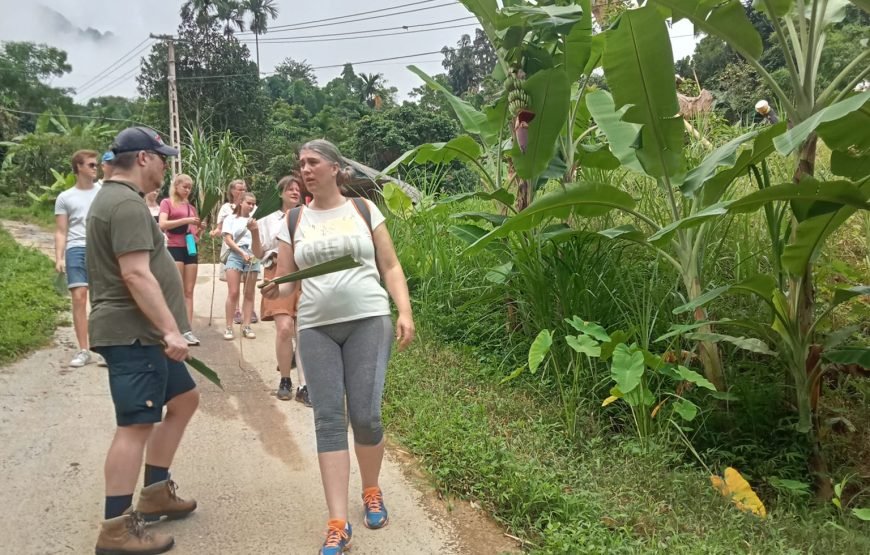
[185,233,197,256]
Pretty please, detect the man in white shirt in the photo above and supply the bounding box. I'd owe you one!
[54,149,102,367]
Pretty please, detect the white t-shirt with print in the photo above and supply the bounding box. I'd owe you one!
[277,199,390,330]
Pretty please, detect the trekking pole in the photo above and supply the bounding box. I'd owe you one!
[208,234,217,327]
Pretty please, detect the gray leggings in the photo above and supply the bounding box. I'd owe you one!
[298,315,392,453]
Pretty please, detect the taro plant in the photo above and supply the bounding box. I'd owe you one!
[516,316,718,447]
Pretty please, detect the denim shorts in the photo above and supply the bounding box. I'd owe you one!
[66,246,88,289]
[225,250,260,273]
[94,342,197,427]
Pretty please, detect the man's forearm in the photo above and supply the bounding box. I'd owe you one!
[124,271,181,338]
[54,231,66,262]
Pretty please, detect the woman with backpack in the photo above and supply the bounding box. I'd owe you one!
[263,139,414,555]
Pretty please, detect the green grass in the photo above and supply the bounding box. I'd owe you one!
[0,198,56,229]
[384,333,870,554]
[0,227,66,364]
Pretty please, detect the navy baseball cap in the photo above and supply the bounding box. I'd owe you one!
[110,126,179,157]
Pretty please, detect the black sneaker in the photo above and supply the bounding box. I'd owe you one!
[277,377,293,401]
[295,385,312,407]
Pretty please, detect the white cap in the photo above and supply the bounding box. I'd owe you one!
[755,99,769,111]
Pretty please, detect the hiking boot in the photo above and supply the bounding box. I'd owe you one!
[295,385,312,407]
[277,376,293,401]
[94,509,174,555]
[362,486,389,529]
[233,310,242,325]
[136,479,197,522]
[319,520,352,555]
[70,349,92,368]
[242,326,256,339]
[182,331,200,346]
[223,328,234,341]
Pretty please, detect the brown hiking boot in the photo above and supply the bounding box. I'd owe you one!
[135,480,197,521]
[95,509,174,555]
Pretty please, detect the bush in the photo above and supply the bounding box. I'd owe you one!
[0,227,65,364]
[0,132,102,199]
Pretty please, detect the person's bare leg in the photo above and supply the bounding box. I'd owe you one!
[144,389,199,468]
[105,424,153,496]
[182,263,198,325]
[354,440,385,490]
[274,315,293,379]
[241,272,256,325]
[318,450,350,521]
[70,286,89,349]
[225,271,240,329]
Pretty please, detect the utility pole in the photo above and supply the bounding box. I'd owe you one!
[150,34,182,177]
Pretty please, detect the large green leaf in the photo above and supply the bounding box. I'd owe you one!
[565,317,611,342]
[259,255,362,288]
[729,178,870,214]
[672,285,731,315]
[407,66,488,138]
[466,181,637,253]
[681,129,761,197]
[702,122,786,206]
[586,90,643,172]
[686,333,778,356]
[653,0,763,60]
[774,92,870,154]
[382,183,413,218]
[563,0,593,82]
[529,329,553,374]
[186,357,223,389]
[816,100,870,151]
[499,4,585,32]
[823,348,870,367]
[513,68,572,181]
[449,224,489,245]
[647,202,732,246]
[452,212,508,227]
[566,334,601,357]
[831,285,870,309]
[751,0,794,18]
[673,399,698,421]
[611,344,645,394]
[439,188,515,208]
[603,5,684,180]
[850,0,870,16]
[780,181,870,275]
[459,0,501,46]
[830,151,870,180]
[382,136,485,178]
[675,365,718,391]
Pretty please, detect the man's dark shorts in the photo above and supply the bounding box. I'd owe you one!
[95,342,197,427]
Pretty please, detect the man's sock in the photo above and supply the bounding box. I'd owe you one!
[105,494,134,520]
[144,464,169,487]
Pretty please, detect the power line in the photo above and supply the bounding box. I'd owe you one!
[76,40,154,95]
[239,16,476,42]
[239,22,478,45]
[75,37,152,92]
[81,65,141,102]
[237,1,459,34]
[0,105,164,133]
[236,0,445,34]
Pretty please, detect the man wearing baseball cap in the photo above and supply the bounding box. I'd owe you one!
[87,127,199,554]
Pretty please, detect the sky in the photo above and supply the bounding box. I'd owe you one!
[0,1,700,104]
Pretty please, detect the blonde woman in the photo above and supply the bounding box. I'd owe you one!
[211,179,258,323]
[222,192,261,340]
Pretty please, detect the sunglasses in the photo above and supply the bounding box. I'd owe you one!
[85,162,98,169]
[145,150,167,164]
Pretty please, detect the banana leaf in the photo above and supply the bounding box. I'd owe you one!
[250,185,282,220]
[53,272,69,296]
[186,356,223,389]
[258,255,362,289]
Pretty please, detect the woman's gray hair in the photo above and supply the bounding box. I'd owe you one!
[300,139,354,187]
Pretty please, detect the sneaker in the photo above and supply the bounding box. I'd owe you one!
[96,354,108,367]
[362,487,388,529]
[69,349,91,368]
[242,326,256,339]
[136,479,197,521]
[223,327,234,341]
[277,376,293,401]
[95,509,174,555]
[320,520,352,555]
[295,385,312,407]
[233,310,242,324]
[251,311,259,324]
[183,331,201,346]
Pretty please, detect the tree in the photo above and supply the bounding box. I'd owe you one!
[408,73,454,113]
[440,29,497,96]
[181,0,215,27]
[358,72,387,108]
[213,0,246,36]
[0,42,74,132]
[241,0,278,72]
[275,58,317,85]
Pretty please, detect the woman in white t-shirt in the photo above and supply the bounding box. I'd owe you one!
[210,179,258,323]
[263,139,414,553]
[221,192,261,340]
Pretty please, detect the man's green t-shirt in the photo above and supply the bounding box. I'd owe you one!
[86,180,190,347]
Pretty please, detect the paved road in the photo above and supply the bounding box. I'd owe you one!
[0,220,518,554]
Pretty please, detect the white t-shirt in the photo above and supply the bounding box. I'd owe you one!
[55,184,101,249]
[277,199,390,330]
[222,214,254,249]
[257,210,285,260]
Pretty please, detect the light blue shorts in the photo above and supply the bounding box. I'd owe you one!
[225,250,260,273]
[66,247,88,289]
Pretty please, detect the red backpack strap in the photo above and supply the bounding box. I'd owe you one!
[349,197,373,235]
[287,205,304,245]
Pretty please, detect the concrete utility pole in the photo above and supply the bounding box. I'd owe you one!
[150,34,182,177]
